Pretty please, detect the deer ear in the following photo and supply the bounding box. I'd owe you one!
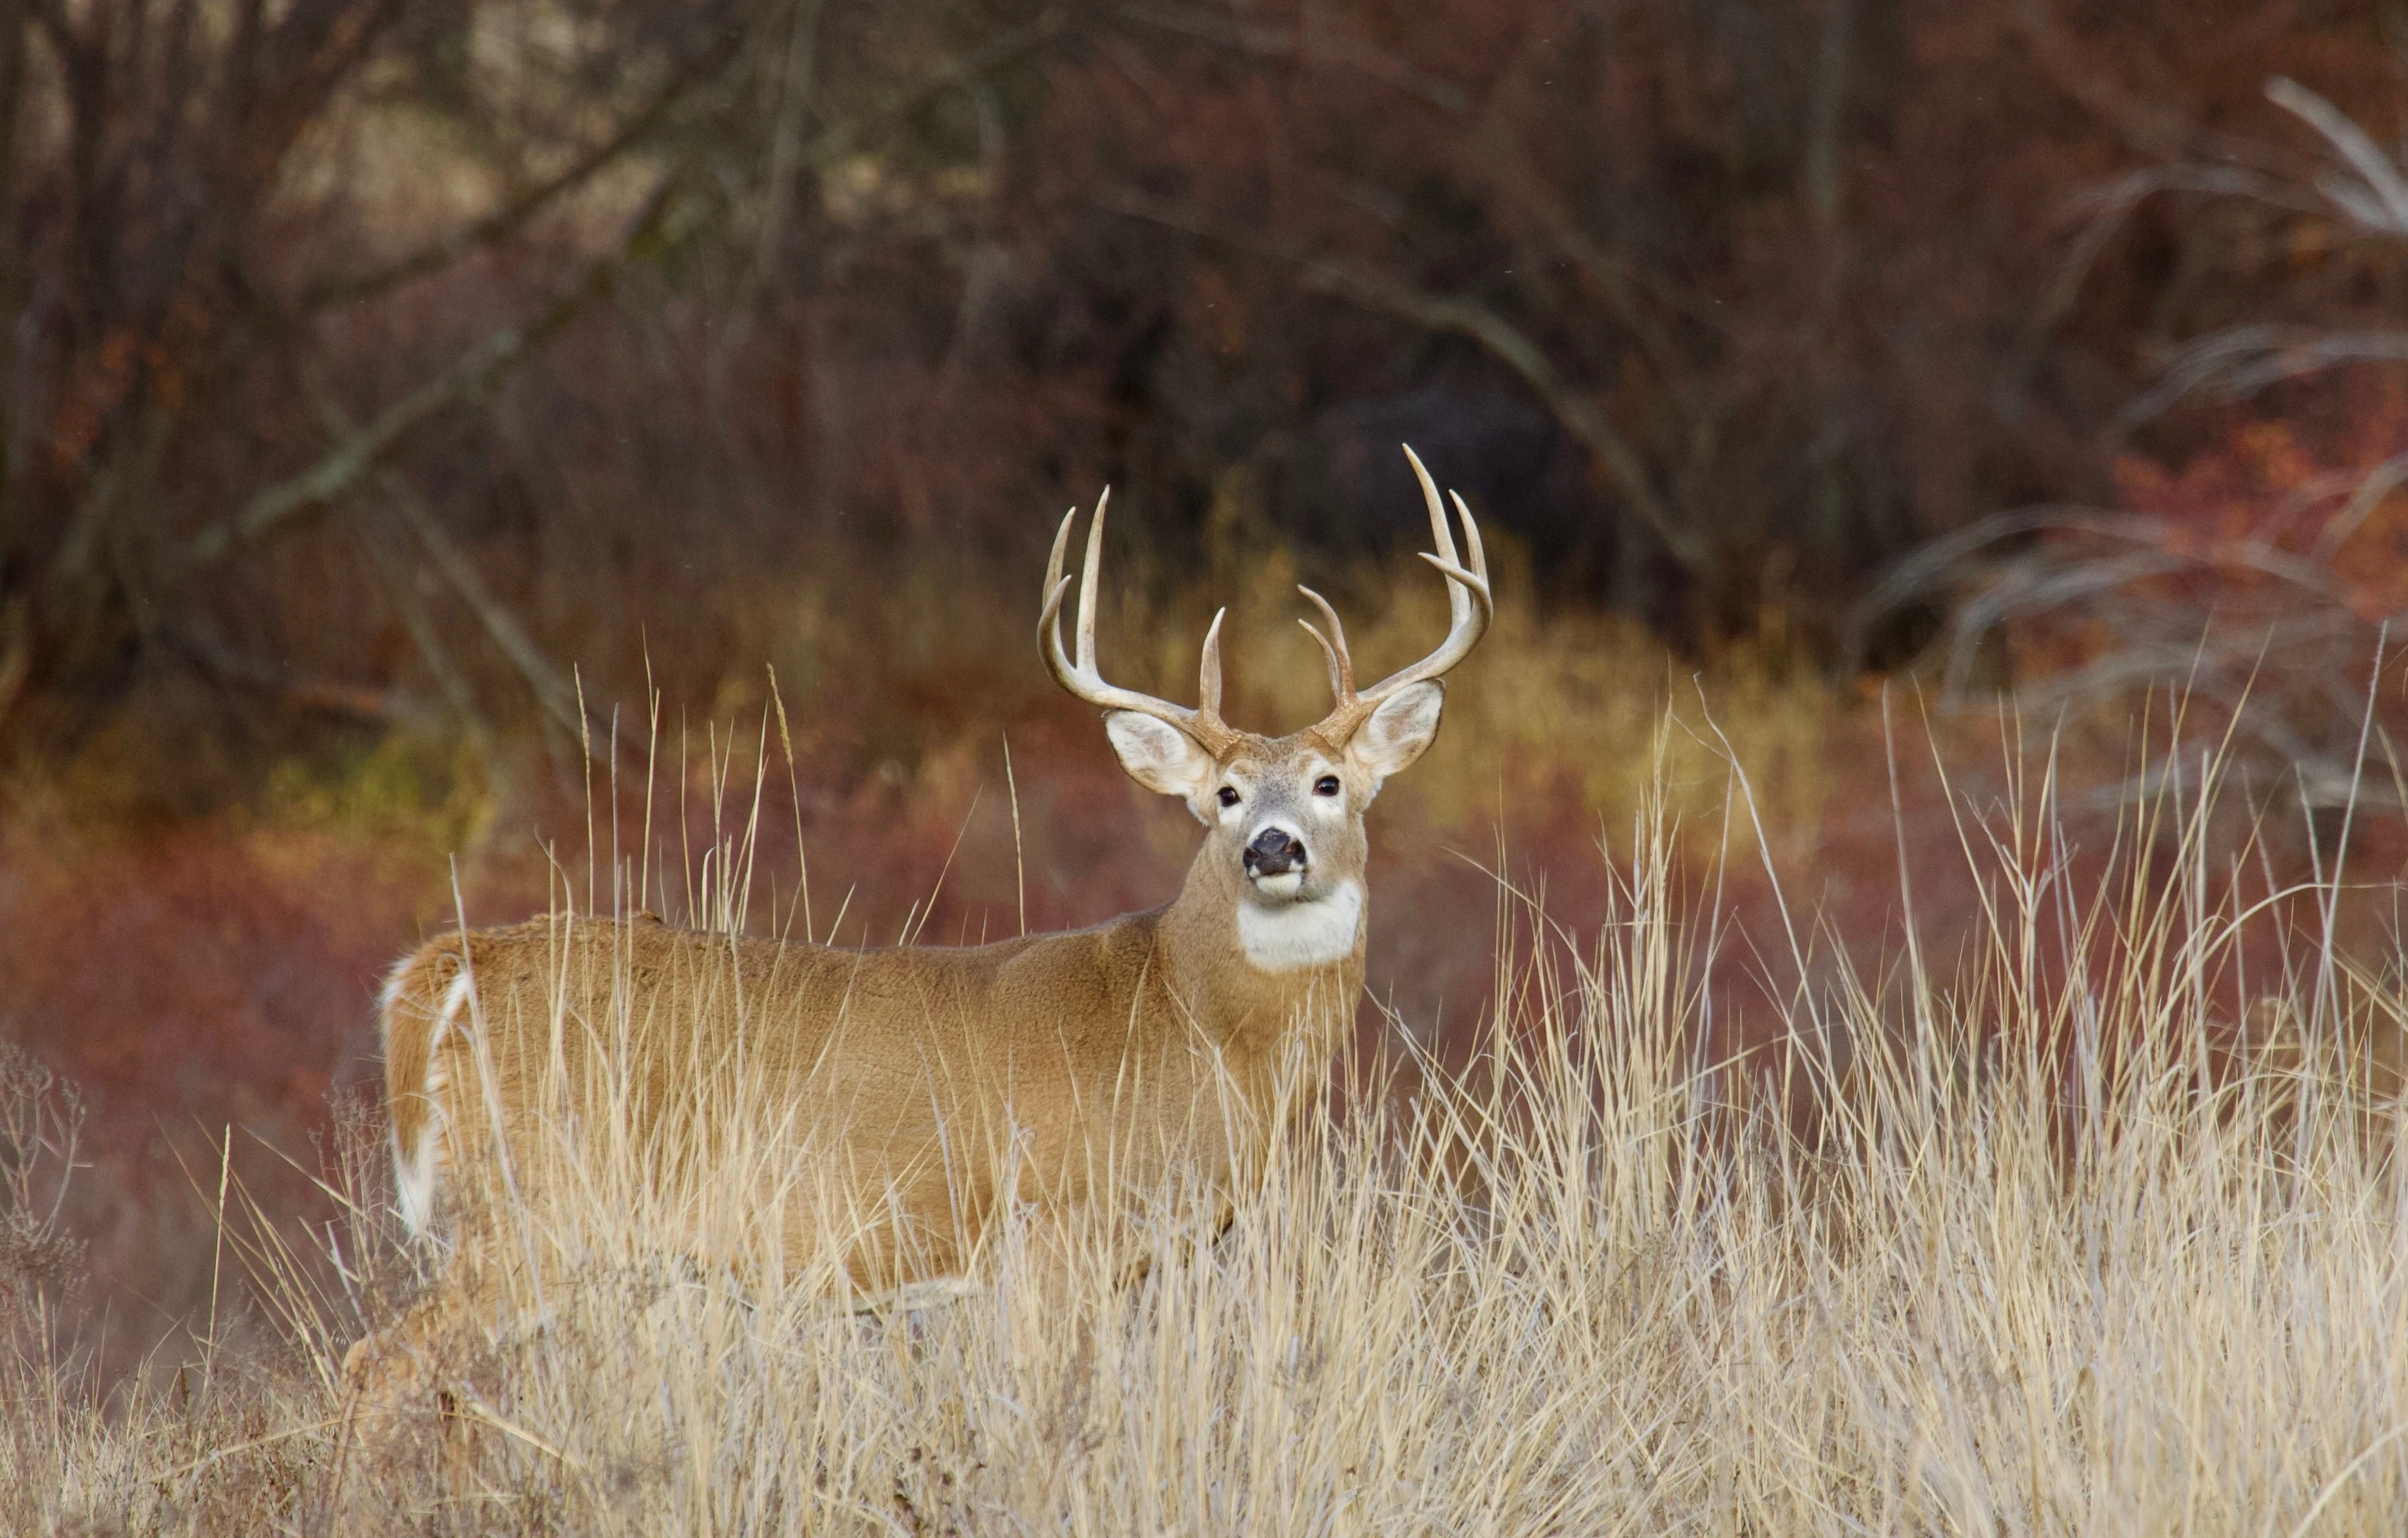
[1105,711,1216,801]
[1345,681,1445,782]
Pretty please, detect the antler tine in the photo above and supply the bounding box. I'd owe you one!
[1295,585,1354,702]
[1042,507,1078,653]
[1076,486,1109,672]
[1410,491,1492,613]
[1403,444,1469,629]
[1038,493,1240,755]
[1451,490,1488,585]
[1197,607,1228,724]
[1037,566,1084,690]
[1378,533,1491,696]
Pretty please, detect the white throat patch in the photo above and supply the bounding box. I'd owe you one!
[1237,880,1364,972]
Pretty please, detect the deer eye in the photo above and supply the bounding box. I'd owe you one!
[1314,776,1342,797]
[1217,786,1241,808]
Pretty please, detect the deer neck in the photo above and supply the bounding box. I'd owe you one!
[1154,844,1364,1055]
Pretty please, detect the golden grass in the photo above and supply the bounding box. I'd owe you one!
[9,732,2408,1535]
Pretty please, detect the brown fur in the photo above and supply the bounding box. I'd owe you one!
[344,467,1488,1404]
[378,840,1358,1283]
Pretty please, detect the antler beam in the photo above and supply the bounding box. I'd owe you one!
[1040,490,1243,757]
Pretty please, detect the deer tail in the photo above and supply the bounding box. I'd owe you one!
[378,941,472,1237]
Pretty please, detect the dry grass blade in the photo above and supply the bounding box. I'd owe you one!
[8,724,2408,1533]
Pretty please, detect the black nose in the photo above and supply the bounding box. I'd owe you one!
[1243,827,1307,878]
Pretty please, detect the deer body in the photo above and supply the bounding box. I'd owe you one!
[380,855,1363,1290]
[351,448,1489,1394]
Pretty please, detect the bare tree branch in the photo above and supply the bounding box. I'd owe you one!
[1299,260,1707,570]
[2015,0,2305,176]
[349,509,495,746]
[176,615,429,722]
[181,9,1072,583]
[0,598,29,737]
[736,0,828,317]
[1452,118,1719,360]
[22,0,80,64]
[302,39,729,311]
[176,183,678,576]
[2001,164,2326,400]
[1119,1,1466,115]
[1804,0,1856,228]
[1095,185,1710,571]
[368,467,590,742]
[800,7,1070,170]
[0,0,31,531]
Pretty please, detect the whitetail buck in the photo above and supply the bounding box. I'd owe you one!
[345,448,1489,1396]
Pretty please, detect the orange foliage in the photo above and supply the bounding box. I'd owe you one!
[2109,377,2408,620]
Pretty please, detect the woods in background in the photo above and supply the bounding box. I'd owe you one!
[0,0,2399,785]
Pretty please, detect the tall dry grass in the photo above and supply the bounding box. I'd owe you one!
[7,725,2408,1535]
[0,530,1847,1374]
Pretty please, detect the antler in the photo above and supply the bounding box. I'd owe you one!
[1299,446,1493,749]
[1040,490,1243,757]
[1040,452,1489,755]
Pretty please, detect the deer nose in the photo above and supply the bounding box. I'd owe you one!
[1243,827,1307,879]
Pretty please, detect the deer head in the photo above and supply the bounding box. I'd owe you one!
[1040,447,1491,971]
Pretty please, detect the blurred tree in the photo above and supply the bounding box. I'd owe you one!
[979,0,2392,647]
[0,0,1075,760]
[0,0,719,740]
[1849,73,2408,819]
[0,0,2394,772]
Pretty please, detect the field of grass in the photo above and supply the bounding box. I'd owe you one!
[8,725,2408,1535]
[0,540,1852,1376]
[9,10,2408,1526]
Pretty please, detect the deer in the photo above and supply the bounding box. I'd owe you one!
[341,447,1491,1403]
